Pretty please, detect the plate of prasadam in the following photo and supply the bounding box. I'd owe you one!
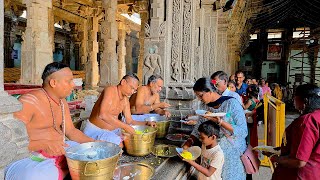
[195,110,226,117]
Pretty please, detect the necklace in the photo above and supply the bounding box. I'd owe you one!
[41,89,65,140]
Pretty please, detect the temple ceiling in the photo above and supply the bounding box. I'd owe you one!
[4,0,141,32]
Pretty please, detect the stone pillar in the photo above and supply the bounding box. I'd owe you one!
[79,20,88,70]
[143,0,165,85]
[99,0,118,87]
[149,0,164,37]
[0,1,29,178]
[125,32,133,73]
[217,10,228,73]
[201,2,218,77]
[85,16,99,88]
[137,0,149,84]
[118,21,126,79]
[0,1,3,91]
[20,0,53,84]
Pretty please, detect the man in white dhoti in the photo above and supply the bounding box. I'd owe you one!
[5,62,95,180]
[83,73,156,147]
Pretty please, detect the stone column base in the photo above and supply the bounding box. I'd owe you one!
[0,92,29,179]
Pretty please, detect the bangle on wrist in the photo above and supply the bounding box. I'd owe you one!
[269,154,279,162]
[188,138,194,144]
[218,118,223,126]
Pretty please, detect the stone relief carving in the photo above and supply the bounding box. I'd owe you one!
[210,22,216,72]
[194,46,200,81]
[203,28,210,77]
[182,0,192,81]
[171,0,182,82]
[144,45,162,84]
[159,22,166,36]
[167,86,194,100]
[145,23,150,37]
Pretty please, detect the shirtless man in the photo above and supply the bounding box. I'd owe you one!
[129,74,171,117]
[83,73,156,147]
[5,62,95,180]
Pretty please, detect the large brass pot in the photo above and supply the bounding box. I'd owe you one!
[65,142,122,180]
[145,116,170,138]
[122,125,157,156]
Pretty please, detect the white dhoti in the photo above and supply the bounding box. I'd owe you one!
[82,120,122,145]
[131,114,160,122]
[5,141,79,180]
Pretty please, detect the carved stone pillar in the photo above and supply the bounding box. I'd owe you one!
[70,24,81,70]
[118,21,126,79]
[143,0,165,85]
[0,2,29,178]
[99,0,118,87]
[125,32,133,73]
[80,20,88,70]
[149,0,164,37]
[85,16,99,89]
[20,0,54,84]
[1,1,4,91]
[217,10,228,73]
[3,16,17,68]
[137,0,149,84]
[201,2,218,77]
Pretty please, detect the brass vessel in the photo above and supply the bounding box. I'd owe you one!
[145,116,170,138]
[66,142,122,180]
[123,125,157,156]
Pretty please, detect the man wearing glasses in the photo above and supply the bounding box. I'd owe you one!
[210,71,242,105]
[82,73,156,147]
[130,74,171,118]
[235,71,248,96]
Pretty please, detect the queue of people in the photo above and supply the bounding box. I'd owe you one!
[4,62,320,180]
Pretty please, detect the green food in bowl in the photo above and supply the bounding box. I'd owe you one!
[135,129,150,134]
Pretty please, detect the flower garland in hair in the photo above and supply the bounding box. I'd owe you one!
[211,79,217,85]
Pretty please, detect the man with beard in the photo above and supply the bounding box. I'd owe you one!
[130,74,171,117]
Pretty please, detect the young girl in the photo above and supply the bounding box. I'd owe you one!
[227,80,237,92]
[183,121,224,180]
[243,84,259,112]
[243,84,259,147]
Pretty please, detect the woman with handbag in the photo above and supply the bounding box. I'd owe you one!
[264,84,320,179]
[182,78,248,180]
